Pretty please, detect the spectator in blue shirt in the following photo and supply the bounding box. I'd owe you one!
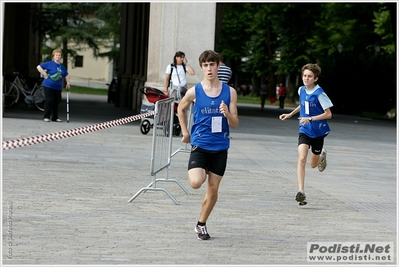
[37,49,70,122]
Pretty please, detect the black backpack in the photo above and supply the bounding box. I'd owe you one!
[169,63,186,88]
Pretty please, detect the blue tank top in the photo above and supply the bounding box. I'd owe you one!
[299,86,331,138]
[191,82,231,151]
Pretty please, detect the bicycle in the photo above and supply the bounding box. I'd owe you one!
[3,72,45,111]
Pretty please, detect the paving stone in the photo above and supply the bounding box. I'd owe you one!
[2,93,396,265]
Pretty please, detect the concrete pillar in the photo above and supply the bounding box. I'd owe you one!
[146,2,216,90]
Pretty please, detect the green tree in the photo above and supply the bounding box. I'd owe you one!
[240,4,274,97]
[35,3,121,72]
[217,2,395,114]
[215,3,254,88]
[373,4,395,55]
[218,3,323,97]
[93,3,121,74]
[307,3,395,114]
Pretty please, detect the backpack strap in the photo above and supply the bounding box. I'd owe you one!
[169,63,186,88]
[169,63,174,88]
[182,63,186,73]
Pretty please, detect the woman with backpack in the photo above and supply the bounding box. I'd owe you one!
[163,51,195,100]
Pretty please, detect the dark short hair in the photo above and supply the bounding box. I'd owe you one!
[198,50,220,67]
[173,51,185,65]
[175,51,185,57]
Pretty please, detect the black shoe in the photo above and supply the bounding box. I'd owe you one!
[295,190,307,206]
[195,224,210,240]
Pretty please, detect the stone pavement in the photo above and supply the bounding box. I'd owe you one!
[2,93,397,265]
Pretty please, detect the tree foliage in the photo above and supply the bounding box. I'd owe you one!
[35,3,121,69]
[33,3,395,114]
[216,2,396,114]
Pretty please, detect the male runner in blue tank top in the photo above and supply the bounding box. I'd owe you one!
[178,50,239,240]
[279,63,333,206]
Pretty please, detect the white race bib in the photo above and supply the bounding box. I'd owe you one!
[211,116,222,133]
[305,101,310,115]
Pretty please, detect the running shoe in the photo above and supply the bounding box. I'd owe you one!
[318,149,327,172]
[295,190,307,206]
[195,224,210,240]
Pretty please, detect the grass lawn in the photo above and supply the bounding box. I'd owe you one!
[69,86,108,95]
[237,95,297,107]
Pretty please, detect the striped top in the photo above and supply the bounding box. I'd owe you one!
[218,63,232,84]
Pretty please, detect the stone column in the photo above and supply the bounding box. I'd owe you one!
[146,2,216,90]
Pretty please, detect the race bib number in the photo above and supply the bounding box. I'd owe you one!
[211,116,222,133]
[305,101,310,115]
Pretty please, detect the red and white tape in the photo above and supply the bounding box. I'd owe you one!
[2,111,155,151]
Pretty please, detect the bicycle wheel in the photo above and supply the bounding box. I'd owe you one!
[3,81,19,107]
[33,85,45,111]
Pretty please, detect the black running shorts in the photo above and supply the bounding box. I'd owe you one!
[188,146,228,176]
[298,133,325,155]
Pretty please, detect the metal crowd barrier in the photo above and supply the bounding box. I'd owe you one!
[171,103,194,157]
[128,97,190,204]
